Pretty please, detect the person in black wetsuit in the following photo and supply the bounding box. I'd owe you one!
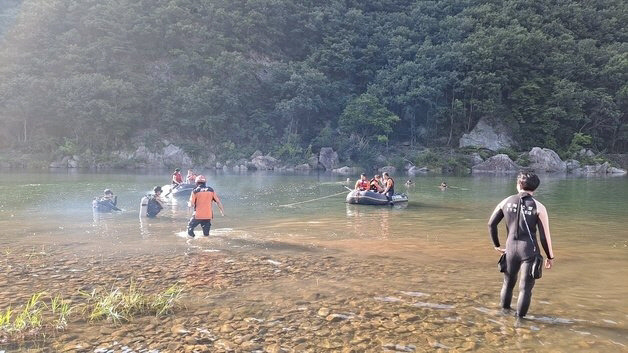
[488,172,555,318]
[381,172,395,203]
[93,189,121,213]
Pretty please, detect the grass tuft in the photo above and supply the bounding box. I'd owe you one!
[80,283,183,324]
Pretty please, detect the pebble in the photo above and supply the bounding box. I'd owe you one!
[317,307,330,317]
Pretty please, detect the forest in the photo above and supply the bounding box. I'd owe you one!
[0,0,626,166]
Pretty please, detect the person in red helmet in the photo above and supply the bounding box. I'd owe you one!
[187,175,224,237]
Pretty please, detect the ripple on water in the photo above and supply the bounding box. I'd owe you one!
[400,291,429,297]
[373,296,403,302]
[530,316,574,324]
[413,302,455,309]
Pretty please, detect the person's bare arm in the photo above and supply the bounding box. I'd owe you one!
[214,193,225,216]
[536,200,555,268]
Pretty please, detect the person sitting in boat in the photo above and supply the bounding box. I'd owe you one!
[93,189,121,213]
[381,172,395,201]
[186,169,197,184]
[354,173,370,191]
[370,175,384,192]
[172,168,183,188]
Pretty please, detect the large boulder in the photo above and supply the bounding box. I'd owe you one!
[472,154,520,173]
[332,166,359,175]
[295,163,311,171]
[134,145,162,167]
[162,144,192,168]
[308,155,320,169]
[408,166,429,175]
[251,155,278,170]
[565,159,581,172]
[459,117,514,151]
[528,147,566,173]
[469,153,484,166]
[319,147,339,171]
[580,162,627,175]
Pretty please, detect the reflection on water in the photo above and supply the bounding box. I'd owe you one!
[0,170,627,351]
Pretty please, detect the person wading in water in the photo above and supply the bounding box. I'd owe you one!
[488,172,555,320]
[187,175,224,237]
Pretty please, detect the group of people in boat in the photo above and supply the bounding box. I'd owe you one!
[94,167,224,238]
[354,172,395,201]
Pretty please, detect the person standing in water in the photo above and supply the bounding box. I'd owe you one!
[381,172,395,202]
[93,189,121,212]
[488,172,555,319]
[140,186,165,218]
[187,175,224,237]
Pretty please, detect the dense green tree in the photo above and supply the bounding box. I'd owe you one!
[0,0,625,159]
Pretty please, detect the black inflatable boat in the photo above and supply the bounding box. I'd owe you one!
[164,183,196,198]
[345,190,408,205]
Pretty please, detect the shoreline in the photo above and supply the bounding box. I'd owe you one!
[1,236,626,352]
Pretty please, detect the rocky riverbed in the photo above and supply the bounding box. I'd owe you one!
[1,239,624,353]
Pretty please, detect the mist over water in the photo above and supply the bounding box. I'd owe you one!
[0,170,627,351]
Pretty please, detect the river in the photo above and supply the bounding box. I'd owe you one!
[0,170,626,352]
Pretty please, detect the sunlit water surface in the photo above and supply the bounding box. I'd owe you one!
[0,170,626,352]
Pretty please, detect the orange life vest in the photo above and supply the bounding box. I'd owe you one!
[189,186,217,219]
[172,172,183,183]
[357,180,369,190]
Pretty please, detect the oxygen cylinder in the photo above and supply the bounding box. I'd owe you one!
[139,195,149,217]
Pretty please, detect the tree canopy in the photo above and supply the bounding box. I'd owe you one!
[0,0,626,161]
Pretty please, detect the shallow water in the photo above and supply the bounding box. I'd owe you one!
[0,170,627,352]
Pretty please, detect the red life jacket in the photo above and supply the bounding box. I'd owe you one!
[172,172,183,183]
[357,180,369,190]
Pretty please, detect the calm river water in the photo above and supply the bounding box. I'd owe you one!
[0,170,626,352]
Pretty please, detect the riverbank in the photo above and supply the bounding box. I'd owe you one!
[1,146,626,176]
[2,237,626,353]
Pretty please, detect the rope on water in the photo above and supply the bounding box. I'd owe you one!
[278,190,348,208]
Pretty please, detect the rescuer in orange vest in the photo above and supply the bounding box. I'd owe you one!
[187,175,225,237]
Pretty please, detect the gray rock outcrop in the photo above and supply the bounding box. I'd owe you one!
[308,156,320,169]
[578,162,626,175]
[469,153,484,166]
[251,155,278,170]
[528,147,566,173]
[565,159,580,172]
[472,154,520,173]
[162,144,193,168]
[250,150,263,159]
[332,166,359,175]
[319,147,339,171]
[295,164,311,171]
[408,166,429,175]
[459,117,514,151]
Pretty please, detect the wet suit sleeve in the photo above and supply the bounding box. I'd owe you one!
[488,198,507,247]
